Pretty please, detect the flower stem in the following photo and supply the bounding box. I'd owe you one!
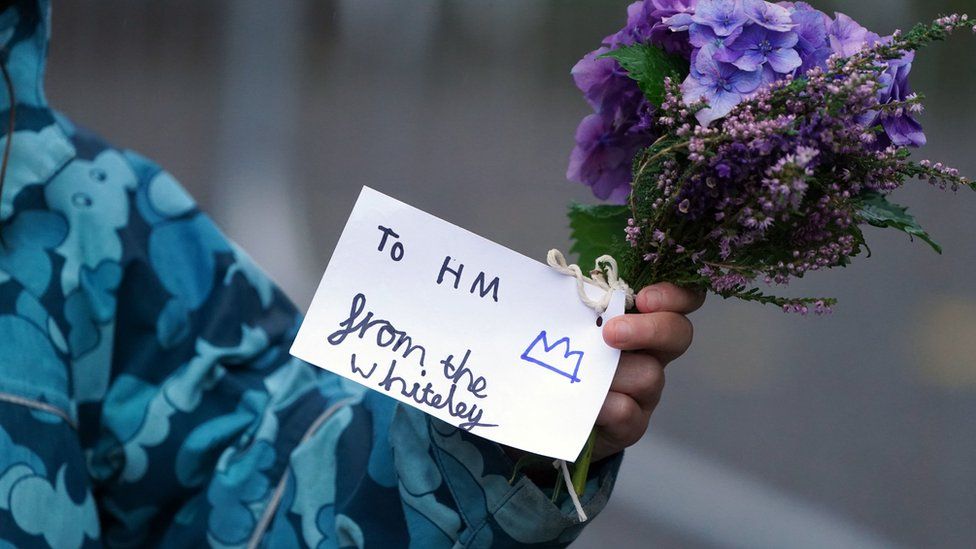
[571,428,598,496]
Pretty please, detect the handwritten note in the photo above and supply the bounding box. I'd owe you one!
[290,186,625,461]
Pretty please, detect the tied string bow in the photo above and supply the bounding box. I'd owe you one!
[546,249,635,314]
[543,249,635,522]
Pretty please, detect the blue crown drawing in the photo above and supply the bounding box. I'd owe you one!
[520,330,584,383]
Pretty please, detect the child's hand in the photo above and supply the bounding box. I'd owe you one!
[594,283,704,461]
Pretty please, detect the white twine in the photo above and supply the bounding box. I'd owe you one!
[555,458,588,522]
[546,249,635,315]
[546,249,635,523]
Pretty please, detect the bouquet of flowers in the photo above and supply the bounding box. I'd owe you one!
[562,0,974,494]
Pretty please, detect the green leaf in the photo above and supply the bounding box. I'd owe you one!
[568,203,630,269]
[856,191,942,254]
[599,44,690,106]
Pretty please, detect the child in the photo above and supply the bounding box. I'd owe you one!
[0,1,701,546]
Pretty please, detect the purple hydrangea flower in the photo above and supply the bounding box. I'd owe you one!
[828,12,879,57]
[571,47,643,114]
[868,50,926,147]
[653,0,698,26]
[606,1,656,47]
[609,0,700,54]
[744,0,794,32]
[681,56,762,125]
[649,0,700,56]
[693,0,748,37]
[651,0,697,15]
[689,23,743,72]
[664,12,695,32]
[567,113,644,202]
[648,0,699,33]
[788,2,831,71]
[725,24,801,73]
[569,0,699,197]
[603,1,704,59]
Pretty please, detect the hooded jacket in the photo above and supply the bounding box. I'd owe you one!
[0,1,620,547]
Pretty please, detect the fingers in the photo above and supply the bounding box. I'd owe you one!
[636,283,706,315]
[589,285,699,461]
[609,352,665,411]
[594,392,651,452]
[592,353,667,460]
[603,311,694,361]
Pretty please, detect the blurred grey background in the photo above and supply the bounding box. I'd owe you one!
[46,1,976,547]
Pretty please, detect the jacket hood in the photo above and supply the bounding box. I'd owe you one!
[0,0,70,224]
[0,0,51,110]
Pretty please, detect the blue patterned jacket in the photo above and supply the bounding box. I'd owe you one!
[0,1,620,547]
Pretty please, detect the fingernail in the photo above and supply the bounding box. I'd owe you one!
[642,288,662,311]
[612,319,633,343]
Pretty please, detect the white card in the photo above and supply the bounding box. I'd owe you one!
[290,186,625,461]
